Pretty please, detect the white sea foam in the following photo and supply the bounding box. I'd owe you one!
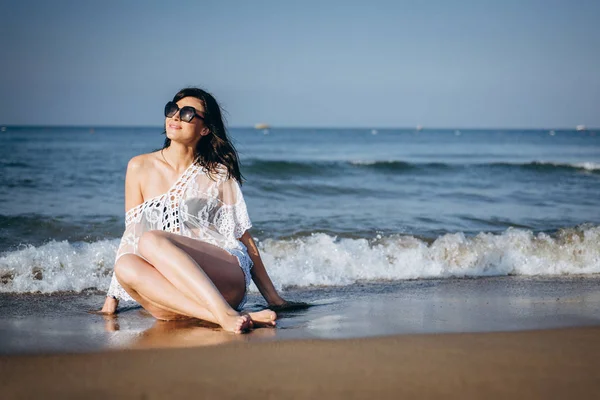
[0,240,119,294]
[259,226,600,290]
[349,160,378,166]
[1,226,599,294]
[533,161,600,171]
[572,162,600,171]
[349,160,400,166]
[348,160,600,171]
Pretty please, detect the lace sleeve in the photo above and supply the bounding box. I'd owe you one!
[106,215,140,302]
[216,177,253,240]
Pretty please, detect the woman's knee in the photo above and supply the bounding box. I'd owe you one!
[114,255,144,286]
[138,230,169,259]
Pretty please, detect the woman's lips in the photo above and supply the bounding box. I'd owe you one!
[168,123,181,129]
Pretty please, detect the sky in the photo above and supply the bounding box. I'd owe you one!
[0,0,599,128]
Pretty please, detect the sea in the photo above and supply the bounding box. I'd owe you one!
[1,126,599,353]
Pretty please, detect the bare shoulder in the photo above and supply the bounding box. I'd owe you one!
[127,152,161,175]
[127,154,145,171]
[127,151,160,171]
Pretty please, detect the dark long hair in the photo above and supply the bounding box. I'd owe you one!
[162,87,244,184]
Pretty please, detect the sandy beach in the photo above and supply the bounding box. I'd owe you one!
[1,277,600,398]
[2,2,599,398]
[1,326,599,399]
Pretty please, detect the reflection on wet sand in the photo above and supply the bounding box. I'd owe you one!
[103,311,276,349]
[102,314,120,332]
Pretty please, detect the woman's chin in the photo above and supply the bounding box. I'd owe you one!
[165,129,180,140]
[165,131,198,146]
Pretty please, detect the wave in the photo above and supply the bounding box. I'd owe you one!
[0,214,123,251]
[348,160,452,173]
[243,159,447,176]
[492,161,600,173]
[242,159,600,177]
[0,161,31,168]
[1,225,598,295]
[244,159,332,177]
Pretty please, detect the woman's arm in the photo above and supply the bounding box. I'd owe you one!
[240,231,286,306]
[96,156,145,314]
[228,178,309,310]
[97,296,119,314]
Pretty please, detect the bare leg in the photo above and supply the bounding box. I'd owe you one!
[151,232,275,326]
[119,230,274,332]
[115,254,276,326]
[135,231,248,333]
[116,254,221,324]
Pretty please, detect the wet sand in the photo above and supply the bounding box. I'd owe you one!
[1,326,599,399]
[2,276,600,355]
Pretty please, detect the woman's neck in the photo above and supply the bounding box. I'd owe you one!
[162,143,196,173]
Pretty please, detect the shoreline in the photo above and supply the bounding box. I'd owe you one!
[2,276,600,355]
[1,326,599,399]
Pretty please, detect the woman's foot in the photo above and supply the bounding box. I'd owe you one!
[247,309,277,327]
[219,312,252,334]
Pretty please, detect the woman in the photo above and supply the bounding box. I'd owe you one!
[98,87,295,333]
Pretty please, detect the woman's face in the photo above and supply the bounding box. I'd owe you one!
[165,96,208,146]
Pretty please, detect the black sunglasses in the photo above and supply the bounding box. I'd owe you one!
[164,101,204,123]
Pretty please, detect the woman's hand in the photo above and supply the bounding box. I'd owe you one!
[267,298,311,312]
[89,296,119,315]
[240,232,311,312]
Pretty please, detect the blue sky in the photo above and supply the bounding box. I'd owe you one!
[1,0,598,128]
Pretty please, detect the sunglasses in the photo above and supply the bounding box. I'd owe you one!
[164,101,204,123]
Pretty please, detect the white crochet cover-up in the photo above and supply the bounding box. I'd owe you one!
[106,161,253,310]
